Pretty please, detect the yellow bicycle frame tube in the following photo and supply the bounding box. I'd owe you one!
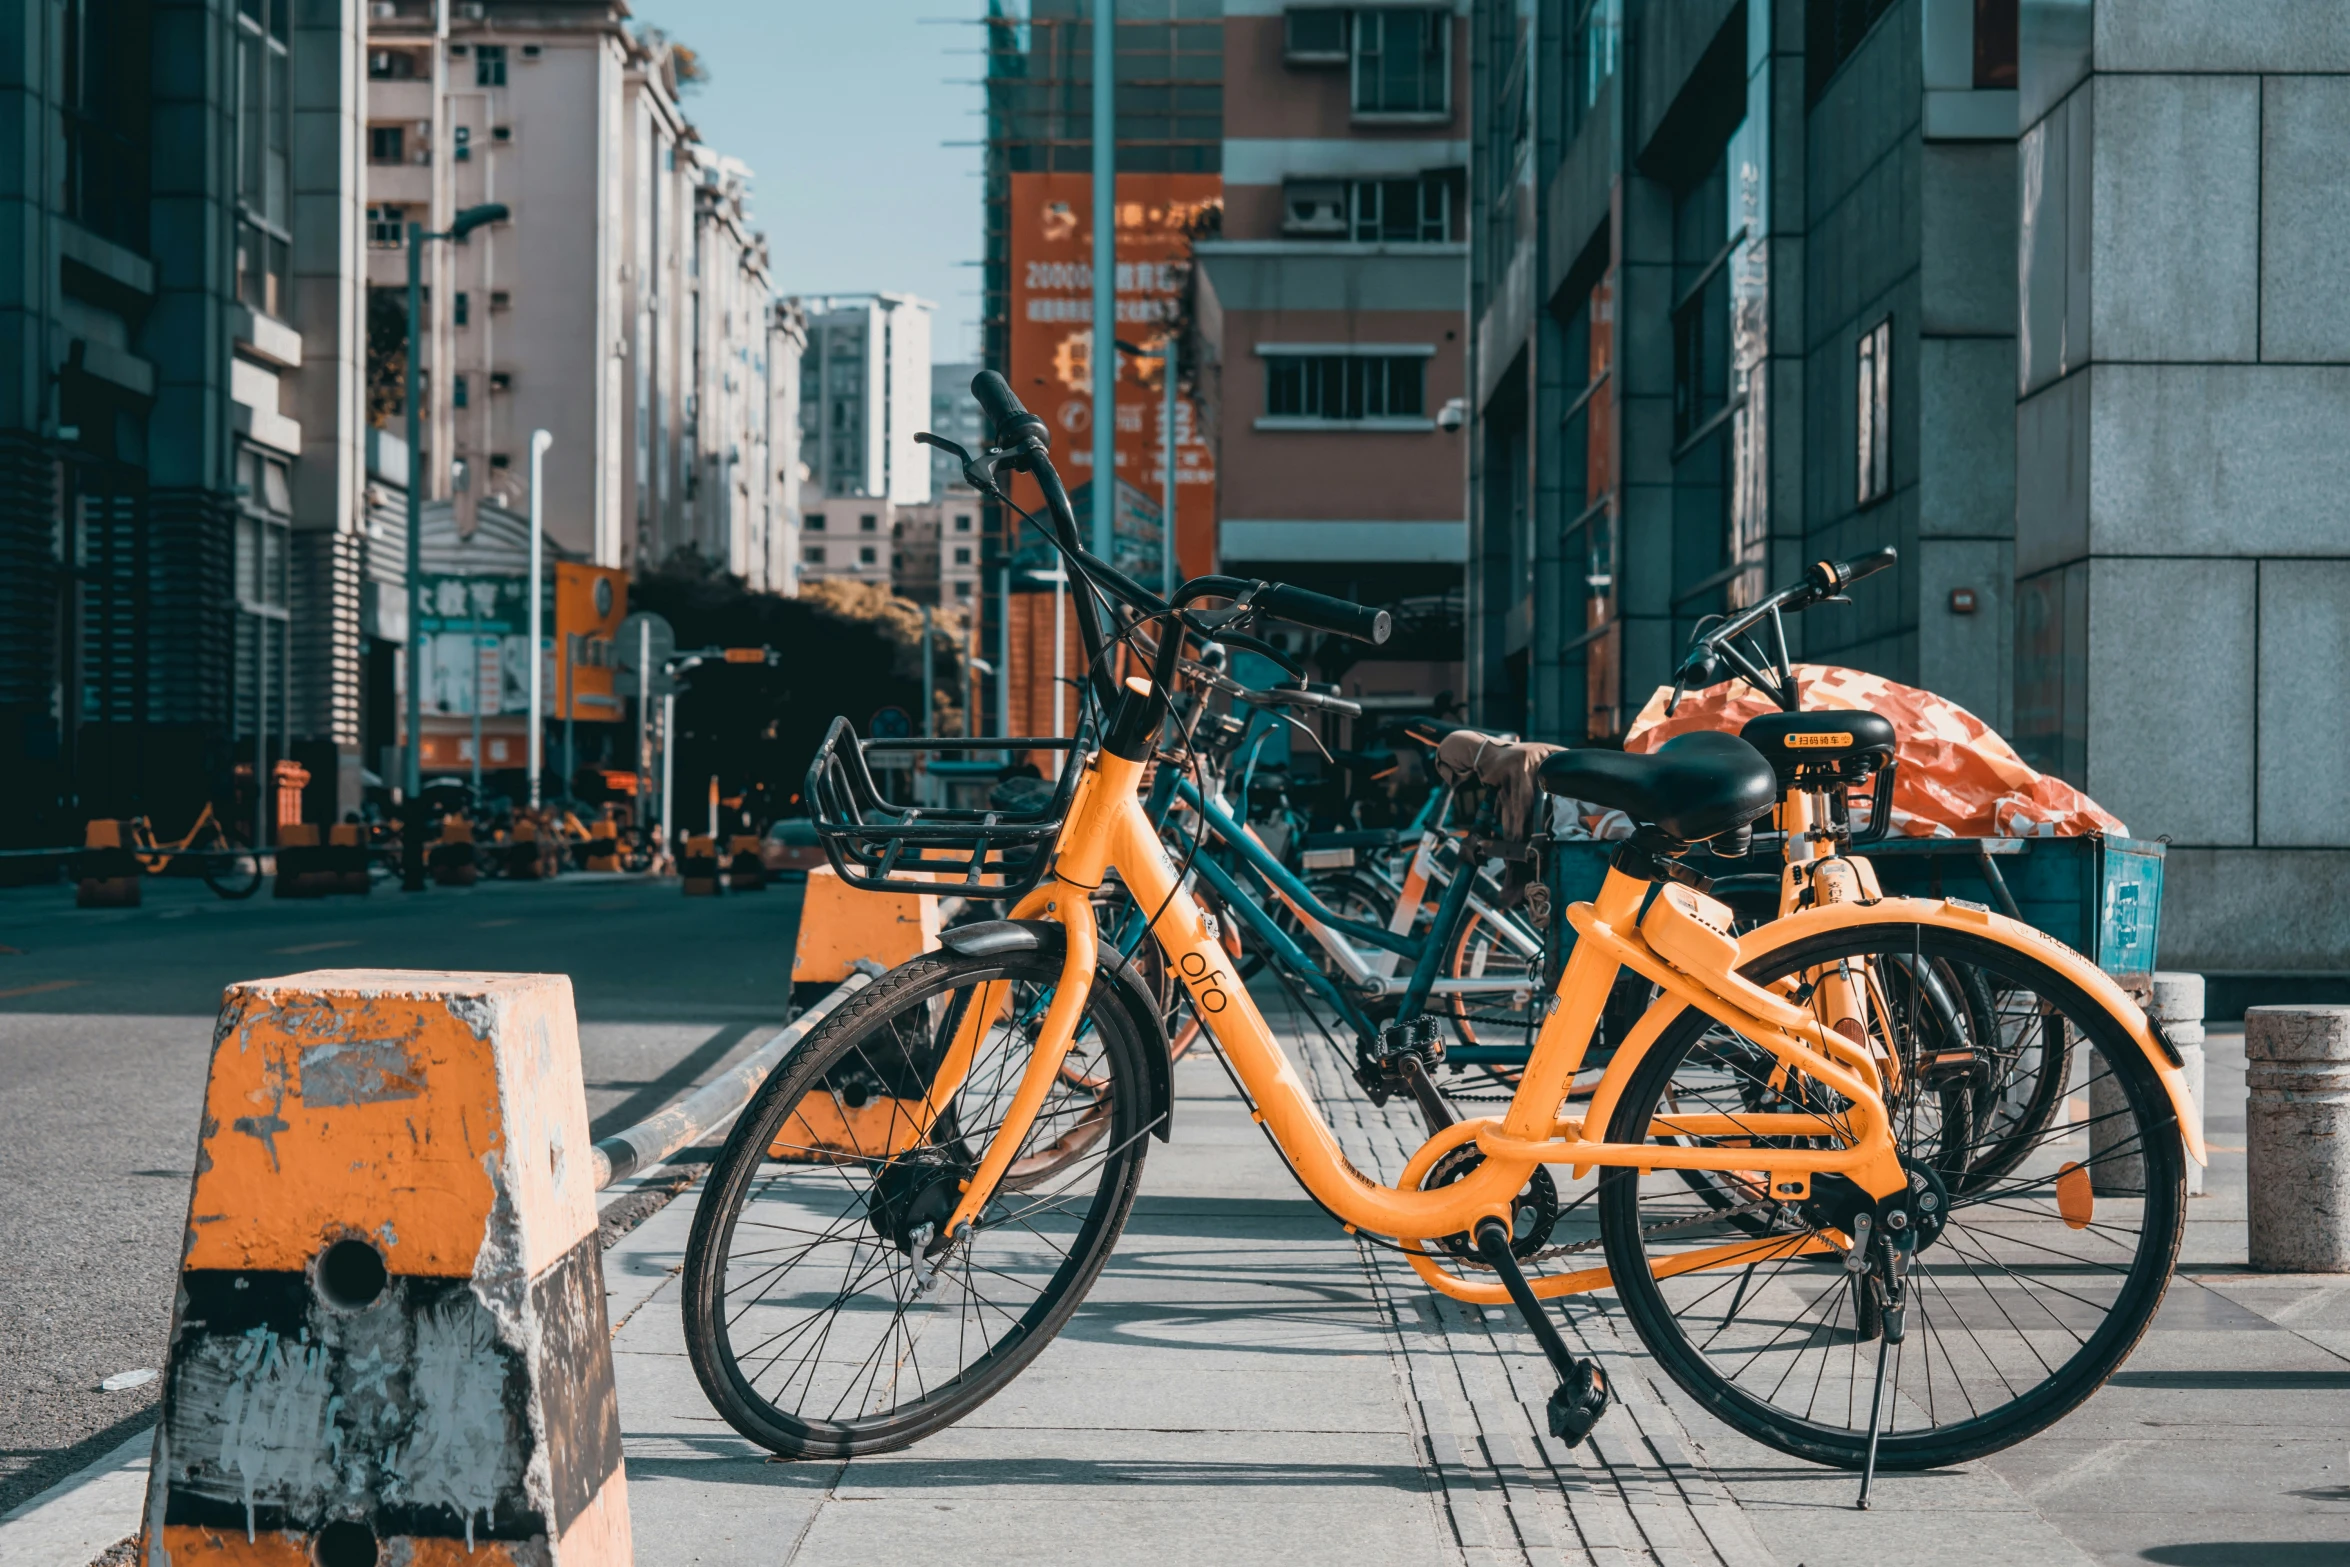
[938,749,2203,1257]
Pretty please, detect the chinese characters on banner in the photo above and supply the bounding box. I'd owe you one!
[416,574,529,719]
[1005,172,1221,581]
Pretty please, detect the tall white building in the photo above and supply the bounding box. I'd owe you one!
[361,2,793,583]
[800,294,933,508]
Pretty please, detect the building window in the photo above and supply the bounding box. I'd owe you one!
[803,545,826,564]
[453,291,469,327]
[953,547,972,565]
[489,371,512,392]
[1352,174,1452,243]
[62,0,154,252]
[490,290,511,311]
[860,514,878,532]
[453,375,469,409]
[1263,353,1426,421]
[367,204,406,249]
[1563,0,1621,142]
[859,546,877,565]
[475,44,507,87]
[1806,0,1899,105]
[489,452,511,469]
[234,449,291,611]
[1856,318,1892,507]
[452,125,470,162]
[806,512,826,531]
[368,47,421,80]
[1353,8,1448,118]
[368,124,405,164]
[234,0,291,318]
[954,514,972,532]
[954,581,973,600]
[1284,7,1348,62]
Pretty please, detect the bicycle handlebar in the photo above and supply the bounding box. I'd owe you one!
[972,369,1049,452]
[1254,583,1391,646]
[1668,546,1900,715]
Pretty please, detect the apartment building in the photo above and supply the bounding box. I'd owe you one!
[928,360,987,493]
[796,497,894,588]
[1193,0,1471,708]
[799,294,933,508]
[891,491,986,609]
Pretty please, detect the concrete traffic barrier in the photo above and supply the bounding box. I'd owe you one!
[429,815,479,887]
[725,834,766,892]
[143,969,628,1564]
[326,822,371,895]
[2246,1005,2350,1272]
[272,823,324,899]
[679,834,721,897]
[789,865,937,983]
[581,817,620,874]
[76,819,140,907]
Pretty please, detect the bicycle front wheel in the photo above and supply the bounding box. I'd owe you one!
[683,947,1155,1458]
[1599,923,2185,1471]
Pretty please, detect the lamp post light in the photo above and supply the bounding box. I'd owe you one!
[401,201,509,892]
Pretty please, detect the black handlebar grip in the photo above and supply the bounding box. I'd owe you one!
[1255,582,1392,646]
[971,370,1049,450]
[1805,545,1898,596]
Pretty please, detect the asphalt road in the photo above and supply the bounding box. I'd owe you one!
[0,869,804,1514]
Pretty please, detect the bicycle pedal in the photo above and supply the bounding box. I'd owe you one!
[1547,1358,1610,1446]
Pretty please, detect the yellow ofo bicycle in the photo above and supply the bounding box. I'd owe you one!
[681,373,2203,1500]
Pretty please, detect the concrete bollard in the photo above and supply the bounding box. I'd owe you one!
[2246,1005,2350,1272]
[2152,972,2208,1198]
[143,970,631,1562]
[76,819,141,907]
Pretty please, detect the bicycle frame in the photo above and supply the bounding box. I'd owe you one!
[918,746,2206,1307]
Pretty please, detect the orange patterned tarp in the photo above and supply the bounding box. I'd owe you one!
[1623,665,2125,839]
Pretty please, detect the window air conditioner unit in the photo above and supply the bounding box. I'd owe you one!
[369,1,394,18]
[1283,180,1348,236]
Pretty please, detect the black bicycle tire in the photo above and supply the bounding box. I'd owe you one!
[203,827,262,900]
[1599,924,2183,1471]
[681,948,1152,1459]
[1953,958,2071,1192]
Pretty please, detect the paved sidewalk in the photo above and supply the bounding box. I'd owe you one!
[602,1017,2350,1567]
[9,1018,2348,1565]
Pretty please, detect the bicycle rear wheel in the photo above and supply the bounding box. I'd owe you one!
[1599,924,2184,1470]
[682,947,1154,1458]
[203,826,261,899]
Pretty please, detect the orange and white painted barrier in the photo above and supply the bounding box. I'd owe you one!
[788,864,940,983]
[77,819,140,907]
[141,970,628,1565]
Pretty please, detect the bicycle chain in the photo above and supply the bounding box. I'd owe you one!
[1440,1196,1781,1269]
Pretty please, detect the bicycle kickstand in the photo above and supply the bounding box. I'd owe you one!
[1473,1218,1609,1446]
[1856,1236,1912,1510]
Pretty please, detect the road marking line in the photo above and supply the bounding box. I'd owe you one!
[0,979,82,1000]
[271,939,360,954]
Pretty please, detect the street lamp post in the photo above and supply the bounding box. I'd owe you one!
[401,202,509,892]
[527,428,553,809]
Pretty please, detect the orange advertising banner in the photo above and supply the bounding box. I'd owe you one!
[554,563,626,723]
[1005,171,1220,581]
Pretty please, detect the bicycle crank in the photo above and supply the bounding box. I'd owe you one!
[1472,1218,1611,1448]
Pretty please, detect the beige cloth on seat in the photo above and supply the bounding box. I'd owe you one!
[1432,729,1562,843]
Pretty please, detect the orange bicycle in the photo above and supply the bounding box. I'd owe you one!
[129,804,261,899]
[681,374,2201,1501]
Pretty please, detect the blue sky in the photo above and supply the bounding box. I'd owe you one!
[627,0,986,362]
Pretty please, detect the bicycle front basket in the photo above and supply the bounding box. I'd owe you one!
[804,717,1083,898]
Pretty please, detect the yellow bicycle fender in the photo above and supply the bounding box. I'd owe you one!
[1733,896,2207,1166]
